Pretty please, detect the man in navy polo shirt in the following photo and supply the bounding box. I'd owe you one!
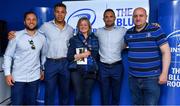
[124,7,171,105]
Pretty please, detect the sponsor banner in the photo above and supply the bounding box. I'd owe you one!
[64,0,149,30]
[107,0,149,29]
[64,0,106,33]
[166,30,180,88]
[158,1,180,105]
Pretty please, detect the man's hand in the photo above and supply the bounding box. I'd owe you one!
[8,31,16,40]
[158,73,168,84]
[74,50,91,61]
[82,51,91,58]
[152,23,160,27]
[40,70,44,80]
[5,75,15,86]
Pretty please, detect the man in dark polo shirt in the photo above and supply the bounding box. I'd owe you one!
[124,7,171,105]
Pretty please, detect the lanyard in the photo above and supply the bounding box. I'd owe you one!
[77,32,92,51]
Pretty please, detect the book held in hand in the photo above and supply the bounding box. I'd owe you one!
[76,48,87,65]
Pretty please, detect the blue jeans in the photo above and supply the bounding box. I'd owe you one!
[11,80,40,105]
[99,61,123,105]
[71,71,95,105]
[129,75,160,105]
[44,58,70,105]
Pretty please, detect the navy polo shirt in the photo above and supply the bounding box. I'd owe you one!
[125,23,168,77]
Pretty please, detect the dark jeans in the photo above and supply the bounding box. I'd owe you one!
[129,75,160,105]
[71,71,95,105]
[11,79,40,105]
[44,58,70,105]
[99,61,123,105]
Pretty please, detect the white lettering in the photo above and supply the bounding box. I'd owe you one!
[167,81,180,87]
[168,74,180,81]
[172,68,180,74]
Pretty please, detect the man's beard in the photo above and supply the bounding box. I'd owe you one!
[106,23,115,28]
[25,25,37,31]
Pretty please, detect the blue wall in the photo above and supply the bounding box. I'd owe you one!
[0,0,161,31]
[0,0,62,31]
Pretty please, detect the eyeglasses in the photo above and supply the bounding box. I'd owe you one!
[28,40,36,50]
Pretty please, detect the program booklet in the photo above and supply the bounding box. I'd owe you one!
[76,48,87,65]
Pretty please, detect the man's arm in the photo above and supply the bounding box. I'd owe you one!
[3,38,17,86]
[40,36,47,80]
[159,43,171,84]
[8,31,16,40]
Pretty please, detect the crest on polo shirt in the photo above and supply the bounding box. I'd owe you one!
[146,32,151,37]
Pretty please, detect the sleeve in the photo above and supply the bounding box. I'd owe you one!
[122,28,128,45]
[2,38,17,76]
[67,38,76,62]
[94,28,99,37]
[156,27,168,46]
[39,23,46,35]
[40,36,47,70]
[124,34,128,45]
[91,37,99,61]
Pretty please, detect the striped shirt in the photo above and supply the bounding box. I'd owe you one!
[124,23,168,77]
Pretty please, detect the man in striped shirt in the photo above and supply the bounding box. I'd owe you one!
[124,7,171,105]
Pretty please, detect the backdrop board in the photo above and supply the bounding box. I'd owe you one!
[158,0,180,105]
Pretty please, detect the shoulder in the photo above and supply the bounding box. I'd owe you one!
[115,26,128,36]
[15,30,24,35]
[14,30,25,40]
[39,21,52,33]
[66,24,73,31]
[90,32,98,39]
[146,23,162,32]
[96,27,104,32]
[69,35,78,43]
[116,26,127,31]
[95,27,105,36]
[127,26,135,32]
[41,21,52,27]
[126,26,136,34]
[37,31,46,40]
[146,23,165,37]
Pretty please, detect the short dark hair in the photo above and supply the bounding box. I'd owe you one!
[24,11,37,21]
[54,3,66,10]
[103,9,115,17]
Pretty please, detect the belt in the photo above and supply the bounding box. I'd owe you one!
[47,57,67,62]
[101,61,122,66]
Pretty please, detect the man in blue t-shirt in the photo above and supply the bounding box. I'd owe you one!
[124,7,171,105]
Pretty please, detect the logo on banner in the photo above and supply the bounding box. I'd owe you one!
[167,30,180,60]
[167,30,180,87]
[67,8,96,26]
